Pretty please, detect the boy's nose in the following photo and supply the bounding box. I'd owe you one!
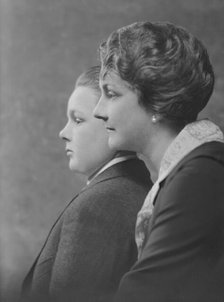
[59,123,70,141]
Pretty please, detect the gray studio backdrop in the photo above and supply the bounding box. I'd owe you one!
[1,0,224,301]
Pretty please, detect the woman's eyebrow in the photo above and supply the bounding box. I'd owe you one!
[101,83,109,92]
[102,83,117,92]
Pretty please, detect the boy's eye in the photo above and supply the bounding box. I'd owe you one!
[74,117,83,124]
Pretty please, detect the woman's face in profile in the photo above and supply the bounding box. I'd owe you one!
[94,72,152,154]
[59,86,115,176]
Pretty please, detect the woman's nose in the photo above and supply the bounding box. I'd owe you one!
[93,97,108,122]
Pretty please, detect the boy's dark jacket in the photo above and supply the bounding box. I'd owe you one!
[21,158,152,302]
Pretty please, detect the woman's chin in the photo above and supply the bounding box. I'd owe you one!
[108,138,131,153]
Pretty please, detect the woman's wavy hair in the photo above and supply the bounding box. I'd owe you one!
[99,21,215,124]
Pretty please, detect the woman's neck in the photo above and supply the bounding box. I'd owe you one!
[142,127,179,181]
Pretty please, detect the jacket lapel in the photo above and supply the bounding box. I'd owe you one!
[22,193,80,292]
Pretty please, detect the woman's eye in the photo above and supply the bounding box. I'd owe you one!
[106,90,116,98]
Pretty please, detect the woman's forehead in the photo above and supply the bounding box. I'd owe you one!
[99,71,132,90]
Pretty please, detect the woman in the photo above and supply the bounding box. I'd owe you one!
[94,22,224,301]
[21,66,152,302]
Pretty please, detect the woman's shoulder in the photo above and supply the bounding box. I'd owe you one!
[157,142,224,210]
[182,141,224,165]
[166,141,224,181]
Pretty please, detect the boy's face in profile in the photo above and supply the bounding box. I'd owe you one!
[60,86,114,176]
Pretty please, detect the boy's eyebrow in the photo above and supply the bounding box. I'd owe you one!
[67,109,83,117]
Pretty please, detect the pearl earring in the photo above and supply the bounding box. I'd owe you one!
[152,115,157,123]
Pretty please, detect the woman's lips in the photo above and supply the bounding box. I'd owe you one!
[106,127,115,132]
[66,149,73,155]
